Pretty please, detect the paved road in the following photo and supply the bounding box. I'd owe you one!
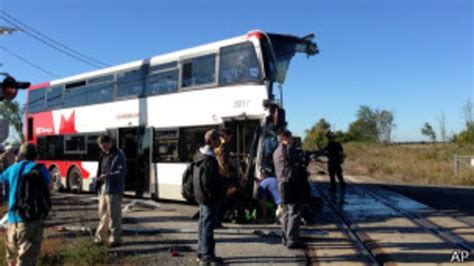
[41,175,474,265]
[46,193,309,265]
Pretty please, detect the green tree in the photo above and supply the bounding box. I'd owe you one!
[348,118,377,142]
[348,105,377,142]
[453,99,474,145]
[377,110,395,143]
[348,105,395,143]
[0,101,24,142]
[421,122,436,142]
[303,118,331,150]
[335,130,352,143]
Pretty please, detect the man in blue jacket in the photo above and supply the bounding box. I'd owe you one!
[0,142,51,266]
[94,134,126,247]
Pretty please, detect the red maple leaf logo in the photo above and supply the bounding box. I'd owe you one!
[59,111,77,134]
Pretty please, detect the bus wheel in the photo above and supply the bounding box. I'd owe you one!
[68,167,82,193]
[49,167,63,192]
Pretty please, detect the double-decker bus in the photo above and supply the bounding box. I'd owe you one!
[25,30,318,200]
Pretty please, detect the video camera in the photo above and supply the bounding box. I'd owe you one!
[0,73,30,101]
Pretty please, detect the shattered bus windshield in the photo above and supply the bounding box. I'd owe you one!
[263,33,318,84]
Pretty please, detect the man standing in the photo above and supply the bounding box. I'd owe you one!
[325,131,346,193]
[194,129,225,265]
[94,134,126,247]
[273,130,306,249]
[0,143,51,265]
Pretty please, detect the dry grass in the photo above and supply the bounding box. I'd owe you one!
[343,143,474,186]
[0,229,108,265]
[0,231,66,265]
[60,237,110,265]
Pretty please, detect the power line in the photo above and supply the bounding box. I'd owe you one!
[0,13,104,69]
[0,45,60,78]
[0,11,109,69]
[1,10,110,68]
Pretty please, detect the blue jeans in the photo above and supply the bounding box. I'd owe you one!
[198,203,219,260]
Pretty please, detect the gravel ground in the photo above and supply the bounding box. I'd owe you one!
[44,192,311,265]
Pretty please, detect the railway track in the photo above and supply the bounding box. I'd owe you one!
[310,177,474,265]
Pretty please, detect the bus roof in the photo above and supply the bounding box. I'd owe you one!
[29,30,270,89]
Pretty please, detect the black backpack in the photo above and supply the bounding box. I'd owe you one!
[14,163,51,221]
[181,161,196,203]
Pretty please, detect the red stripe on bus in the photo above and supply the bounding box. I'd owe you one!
[29,82,50,90]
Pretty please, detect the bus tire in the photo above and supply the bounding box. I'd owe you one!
[49,166,63,192]
[67,167,82,193]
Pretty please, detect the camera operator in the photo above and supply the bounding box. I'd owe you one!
[1,75,29,102]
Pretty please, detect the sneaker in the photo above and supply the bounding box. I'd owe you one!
[199,256,224,265]
[108,241,121,248]
[287,241,306,249]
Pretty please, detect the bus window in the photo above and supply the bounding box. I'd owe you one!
[181,54,216,88]
[64,135,87,154]
[64,86,86,108]
[178,127,209,162]
[28,88,46,113]
[37,135,64,160]
[46,86,63,110]
[153,129,179,162]
[219,42,262,86]
[27,118,33,141]
[149,62,177,73]
[147,69,178,96]
[116,69,143,98]
[89,75,114,85]
[86,134,101,161]
[88,75,115,104]
[86,83,114,104]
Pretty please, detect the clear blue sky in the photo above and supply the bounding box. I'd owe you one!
[1,0,472,141]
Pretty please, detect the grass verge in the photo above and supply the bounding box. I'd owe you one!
[0,233,110,265]
[343,143,474,186]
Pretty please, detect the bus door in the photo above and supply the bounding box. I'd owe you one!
[108,126,151,197]
[223,119,260,182]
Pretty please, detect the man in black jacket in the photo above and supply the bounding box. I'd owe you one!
[325,131,345,193]
[193,129,225,265]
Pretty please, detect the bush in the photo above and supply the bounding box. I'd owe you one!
[454,125,474,145]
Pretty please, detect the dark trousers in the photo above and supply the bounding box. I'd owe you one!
[328,163,345,192]
[281,203,301,245]
[198,203,219,260]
